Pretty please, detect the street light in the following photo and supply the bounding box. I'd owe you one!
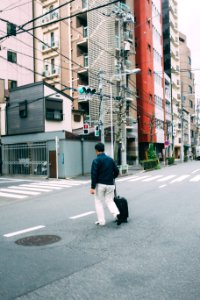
[109,68,141,164]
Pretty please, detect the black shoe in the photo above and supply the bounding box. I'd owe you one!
[116,214,122,225]
[117,219,122,225]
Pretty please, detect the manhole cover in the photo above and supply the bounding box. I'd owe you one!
[15,235,61,246]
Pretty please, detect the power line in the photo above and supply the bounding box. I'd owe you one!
[0,0,32,12]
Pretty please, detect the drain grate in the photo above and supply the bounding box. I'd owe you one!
[15,235,61,246]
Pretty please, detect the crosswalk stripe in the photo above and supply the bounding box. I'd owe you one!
[191,169,200,174]
[142,175,163,182]
[0,188,40,195]
[0,192,27,199]
[12,186,52,192]
[189,175,200,182]
[157,175,176,182]
[129,175,151,182]
[28,184,62,190]
[33,182,71,188]
[170,175,190,183]
[117,176,139,182]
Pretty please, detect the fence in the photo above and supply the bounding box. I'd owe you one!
[2,142,48,176]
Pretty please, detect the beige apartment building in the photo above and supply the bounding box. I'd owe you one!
[33,0,138,163]
[179,32,196,158]
[162,0,181,159]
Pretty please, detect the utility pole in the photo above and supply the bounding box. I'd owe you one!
[98,70,105,144]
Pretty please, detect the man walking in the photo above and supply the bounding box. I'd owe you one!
[90,142,120,226]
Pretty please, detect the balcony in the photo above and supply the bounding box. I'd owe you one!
[83,26,88,38]
[83,54,88,67]
[41,11,59,26]
[115,35,120,49]
[42,66,60,78]
[82,0,88,9]
[124,30,133,43]
[76,27,88,49]
[41,40,59,53]
[124,59,133,70]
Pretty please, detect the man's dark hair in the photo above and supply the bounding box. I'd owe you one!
[95,142,105,152]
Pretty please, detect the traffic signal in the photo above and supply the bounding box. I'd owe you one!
[83,123,89,135]
[78,86,96,95]
[94,125,99,137]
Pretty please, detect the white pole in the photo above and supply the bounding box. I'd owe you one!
[55,136,59,179]
[110,80,114,158]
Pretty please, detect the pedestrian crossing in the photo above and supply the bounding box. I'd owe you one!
[117,173,200,184]
[0,179,90,200]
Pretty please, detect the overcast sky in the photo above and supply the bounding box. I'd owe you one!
[178,0,200,96]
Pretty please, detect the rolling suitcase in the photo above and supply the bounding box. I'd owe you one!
[114,185,129,223]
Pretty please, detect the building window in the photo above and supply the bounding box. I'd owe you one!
[8,80,17,90]
[50,32,55,47]
[7,51,17,63]
[189,100,193,108]
[188,85,193,94]
[19,100,28,118]
[45,98,63,121]
[51,58,55,74]
[7,22,16,36]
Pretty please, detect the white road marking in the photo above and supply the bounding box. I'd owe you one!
[192,169,200,174]
[36,182,71,188]
[3,225,45,238]
[0,188,40,195]
[159,185,167,188]
[69,211,95,220]
[0,178,33,182]
[129,175,151,182]
[0,192,27,199]
[142,175,163,182]
[157,175,176,182]
[28,184,62,190]
[0,181,21,184]
[117,176,139,182]
[170,175,190,183]
[50,181,78,186]
[190,175,200,182]
[12,186,52,192]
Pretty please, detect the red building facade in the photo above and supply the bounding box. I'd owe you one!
[134,0,165,160]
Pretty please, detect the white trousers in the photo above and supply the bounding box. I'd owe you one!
[94,183,119,224]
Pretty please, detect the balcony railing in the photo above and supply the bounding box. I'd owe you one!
[41,40,59,52]
[42,66,60,77]
[115,35,120,49]
[83,26,88,38]
[41,11,59,25]
[84,54,88,67]
[82,0,88,9]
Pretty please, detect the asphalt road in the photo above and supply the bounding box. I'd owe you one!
[0,161,200,300]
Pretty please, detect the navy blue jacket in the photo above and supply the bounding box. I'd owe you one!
[91,153,119,189]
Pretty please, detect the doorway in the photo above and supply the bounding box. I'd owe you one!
[49,151,56,178]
